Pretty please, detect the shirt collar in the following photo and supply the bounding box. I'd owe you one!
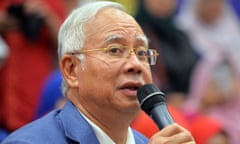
[80,111,135,144]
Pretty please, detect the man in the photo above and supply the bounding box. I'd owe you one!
[2,1,195,144]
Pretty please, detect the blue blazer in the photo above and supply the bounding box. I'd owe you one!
[2,101,148,144]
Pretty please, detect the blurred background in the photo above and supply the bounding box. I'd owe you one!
[0,0,240,143]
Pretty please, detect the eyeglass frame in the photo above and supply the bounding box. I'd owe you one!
[71,46,159,66]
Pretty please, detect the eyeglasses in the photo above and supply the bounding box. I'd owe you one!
[72,44,159,66]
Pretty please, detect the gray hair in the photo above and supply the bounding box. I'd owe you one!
[58,1,125,96]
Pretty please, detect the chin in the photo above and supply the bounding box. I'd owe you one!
[119,102,141,114]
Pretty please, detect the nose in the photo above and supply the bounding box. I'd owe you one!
[124,52,143,74]
[126,49,137,58]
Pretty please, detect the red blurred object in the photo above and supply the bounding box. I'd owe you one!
[190,115,223,144]
[131,105,192,138]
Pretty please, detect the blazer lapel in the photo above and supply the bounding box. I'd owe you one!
[58,101,100,144]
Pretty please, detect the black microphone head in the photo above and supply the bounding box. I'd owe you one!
[137,83,166,115]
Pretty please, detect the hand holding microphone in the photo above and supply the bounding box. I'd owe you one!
[137,83,196,144]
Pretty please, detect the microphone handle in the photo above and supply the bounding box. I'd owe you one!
[150,103,174,129]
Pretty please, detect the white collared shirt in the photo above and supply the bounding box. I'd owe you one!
[80,111,135,144]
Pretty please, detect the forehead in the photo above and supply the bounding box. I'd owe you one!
[84,7,145,44]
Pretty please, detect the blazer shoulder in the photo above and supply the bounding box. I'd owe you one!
[2,110,66,144]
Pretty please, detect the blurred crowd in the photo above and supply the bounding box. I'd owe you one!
[0,0,240,143]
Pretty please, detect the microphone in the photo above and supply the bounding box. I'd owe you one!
[137,83,174,129]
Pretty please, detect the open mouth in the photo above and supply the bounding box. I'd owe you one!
[123,86,139,90]
[119,82,142,91]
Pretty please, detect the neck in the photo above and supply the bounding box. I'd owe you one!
[75,102,139,144]
[99,114,135,144]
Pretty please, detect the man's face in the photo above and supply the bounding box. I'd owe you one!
[75,8,152,115]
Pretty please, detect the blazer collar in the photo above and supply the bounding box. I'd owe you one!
[58,100,100,144]
[58,100,147,144]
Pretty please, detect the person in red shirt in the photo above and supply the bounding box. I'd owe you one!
[0,0,67,132]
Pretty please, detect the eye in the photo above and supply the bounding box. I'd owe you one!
[106,45,125,56]
[136,48,148,57]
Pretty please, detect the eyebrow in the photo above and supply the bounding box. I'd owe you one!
[136,35,149,47]
[104,34,149,47]
[104,34,124,43]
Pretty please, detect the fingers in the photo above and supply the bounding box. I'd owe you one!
[159,123,191,137]
[149,123,195,144]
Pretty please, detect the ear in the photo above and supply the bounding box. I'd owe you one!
[60,55,80,88]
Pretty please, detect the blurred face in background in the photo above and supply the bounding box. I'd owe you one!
[196,0,225,24]
[200,62,237,110]
[144,0,177,17]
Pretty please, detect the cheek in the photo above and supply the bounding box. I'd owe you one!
[85,59,120,87]
[79,65,119,104]
[144,68,153,83]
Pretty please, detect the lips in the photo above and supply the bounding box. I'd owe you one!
[119,82,143,97]
[121,85,139,90]
[120,82,142,90]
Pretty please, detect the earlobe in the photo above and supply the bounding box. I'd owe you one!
[60,55,80,87]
